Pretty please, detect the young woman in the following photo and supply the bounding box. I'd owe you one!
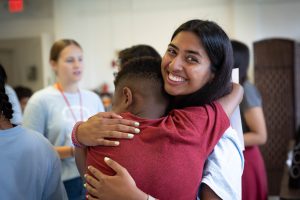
[73,20,244,200]
[231,40,268,200]
[23,39,105,200]
[0,65,66,200]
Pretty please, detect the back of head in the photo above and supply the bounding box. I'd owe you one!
[170,19,233,108]
[118,44,161,69]
[114,57,169,114]
[231,40,250,84]
[50,39,81,62]
[0,64,13,120]
[14,86,33,101]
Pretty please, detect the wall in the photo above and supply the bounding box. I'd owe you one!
[0,0,300,91]
[53,0,234,91]
[0,37,44,92]
[0,0,54,91]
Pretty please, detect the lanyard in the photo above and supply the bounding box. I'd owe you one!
[55,83,83,123]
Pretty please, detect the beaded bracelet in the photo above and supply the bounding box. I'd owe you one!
[71,121,84,148]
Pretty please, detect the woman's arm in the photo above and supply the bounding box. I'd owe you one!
[85,158,151,200]
[243,107,267,146]
[217,83,244,117]
[75,112,140,147]
[54,146,74,159]
[75,147,87,178]
[200,184,221,200]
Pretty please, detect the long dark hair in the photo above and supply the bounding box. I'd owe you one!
[170,19,233,108]
[231,40,249,84]
[0,64,13,120]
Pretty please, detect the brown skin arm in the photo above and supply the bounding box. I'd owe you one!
[217,83,244,117]
[243,107,267,146]
[75,147,87,178]
[200,184,221,200]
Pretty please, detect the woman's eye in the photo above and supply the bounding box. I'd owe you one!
[66,58,74,63]
[167,48,176,55]
[186,56,198,63]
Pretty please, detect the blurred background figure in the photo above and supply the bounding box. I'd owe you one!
[0,64,67,200]
[14,86,33,113]
[231,40,268,200]
[23,39,105,200]
[0,64,22,125]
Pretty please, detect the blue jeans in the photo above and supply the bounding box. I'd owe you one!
[63,177,86,200]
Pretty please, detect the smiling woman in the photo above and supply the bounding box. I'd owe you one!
[22,39,105,200]
[161,31,215,96]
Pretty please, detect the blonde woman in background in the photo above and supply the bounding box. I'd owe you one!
[23,39,105,200]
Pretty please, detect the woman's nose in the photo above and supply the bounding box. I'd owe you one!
[169,56,183,71]
[74,59,82,68]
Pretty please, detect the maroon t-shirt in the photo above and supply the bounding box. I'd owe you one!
[86,102,229,200]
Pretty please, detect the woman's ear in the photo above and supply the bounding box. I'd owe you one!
[122,87,133,108]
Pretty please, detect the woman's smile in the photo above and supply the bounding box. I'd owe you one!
[168,72,186,83]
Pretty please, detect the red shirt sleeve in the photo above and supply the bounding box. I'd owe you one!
[169,101,230,155]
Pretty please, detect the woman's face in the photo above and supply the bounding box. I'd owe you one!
[51,44,83,84]
[161,31,214,96]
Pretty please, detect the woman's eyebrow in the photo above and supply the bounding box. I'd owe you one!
[186,50,201,56]
[168,43,179,50]
[169,43,202,57]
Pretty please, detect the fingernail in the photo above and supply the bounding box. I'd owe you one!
[88,166,92,170]
[114,141,120,145]
[128,134,134,138]
[84,174,87,178]
[104,157,110,162]
[134,128,140,133]
[134,122,140,126]
[86,195,89,199]
[83,183,86,188]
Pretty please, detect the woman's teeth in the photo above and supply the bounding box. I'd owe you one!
[168,73,185,82]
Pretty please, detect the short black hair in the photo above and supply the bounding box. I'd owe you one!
[114,57,168,102]
[118,45,161,69]
[114,57,161,85]
[231,40,250,84]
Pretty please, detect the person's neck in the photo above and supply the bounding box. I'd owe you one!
[131,101,167,119]
[56,81,78,93]
[0,115,13,130]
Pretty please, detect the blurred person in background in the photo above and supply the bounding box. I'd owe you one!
[14,85,33,113]
[0,64,67,200]
[232,40,268,200]
[23,39,105,200]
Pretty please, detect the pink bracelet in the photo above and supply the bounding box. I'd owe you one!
[71,121,84,148]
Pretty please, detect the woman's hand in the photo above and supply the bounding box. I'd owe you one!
[85,157,148,200]
[76,112,140,146]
